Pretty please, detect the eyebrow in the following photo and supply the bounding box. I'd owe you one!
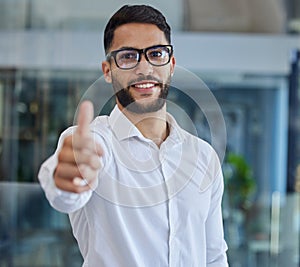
[113,46,137,51]
[113,44,167,51]
[106,46,136,57]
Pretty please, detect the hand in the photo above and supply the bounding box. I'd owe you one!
[54,101,103,193]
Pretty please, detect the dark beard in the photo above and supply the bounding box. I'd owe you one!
[113,75,171,114]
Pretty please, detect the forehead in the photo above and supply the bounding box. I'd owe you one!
[110,23,168,50]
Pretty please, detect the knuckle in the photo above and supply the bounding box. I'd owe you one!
[54,164,63,176]
[63,135,73,146]
[53,175,64,189]
[57,151,64,162]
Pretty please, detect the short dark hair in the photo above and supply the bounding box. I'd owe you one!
[104,5,171,54]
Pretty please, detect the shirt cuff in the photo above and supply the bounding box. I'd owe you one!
[38,153,92,213]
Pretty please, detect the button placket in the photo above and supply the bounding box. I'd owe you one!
[159,145,180,267]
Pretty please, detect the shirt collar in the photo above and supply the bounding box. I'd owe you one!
[108,105,142,141]
[108,105,186,144]
[165,112,186,144]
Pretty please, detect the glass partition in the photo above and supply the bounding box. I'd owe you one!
[0,68,299,266]
[0,182,83,266]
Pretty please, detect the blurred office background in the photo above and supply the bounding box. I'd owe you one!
[0,0,300,266]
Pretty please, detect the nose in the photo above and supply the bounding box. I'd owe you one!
[134,54,153,75]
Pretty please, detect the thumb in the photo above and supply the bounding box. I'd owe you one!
[77,100,94,136]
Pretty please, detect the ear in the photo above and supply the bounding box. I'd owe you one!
[102,61,112,83]
[170,56,176,76]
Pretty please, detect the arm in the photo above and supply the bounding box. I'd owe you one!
[206,157,229,267]
[38,101,103,213]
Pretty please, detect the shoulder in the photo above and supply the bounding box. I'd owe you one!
[181,129,223,189]
[181,128,216,156]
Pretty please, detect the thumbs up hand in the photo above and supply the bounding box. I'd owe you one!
[54,101,103,193]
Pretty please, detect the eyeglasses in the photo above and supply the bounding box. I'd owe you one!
[106,45,173,70]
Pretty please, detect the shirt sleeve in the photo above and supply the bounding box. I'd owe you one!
[205,153,229,267]
[38,127,93,213]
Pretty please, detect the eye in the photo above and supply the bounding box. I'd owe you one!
[118,51,138,61]
[149,50,163,58]
[147,47,169,60]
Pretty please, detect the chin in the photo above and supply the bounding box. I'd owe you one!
[125,99,166,114]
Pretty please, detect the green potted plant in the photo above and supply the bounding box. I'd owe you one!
[223,152,257,248]
[224,152,256,211]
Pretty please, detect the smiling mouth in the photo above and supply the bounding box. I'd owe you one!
[132,82,158,89]
[130,81,164,95]
[133,83,158,89]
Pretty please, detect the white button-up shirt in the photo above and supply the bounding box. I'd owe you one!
[38,105,228,267]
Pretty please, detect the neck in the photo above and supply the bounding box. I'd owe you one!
[118,102,169,147]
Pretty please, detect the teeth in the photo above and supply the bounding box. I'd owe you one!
[134,83,155,89]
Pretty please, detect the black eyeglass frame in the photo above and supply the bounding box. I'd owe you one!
[106,44,174,70]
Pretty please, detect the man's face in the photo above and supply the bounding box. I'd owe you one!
[102,23,175,114]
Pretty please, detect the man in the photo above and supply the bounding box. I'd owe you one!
[38,4,228,266]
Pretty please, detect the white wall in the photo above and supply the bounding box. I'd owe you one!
[0,31,299,75]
